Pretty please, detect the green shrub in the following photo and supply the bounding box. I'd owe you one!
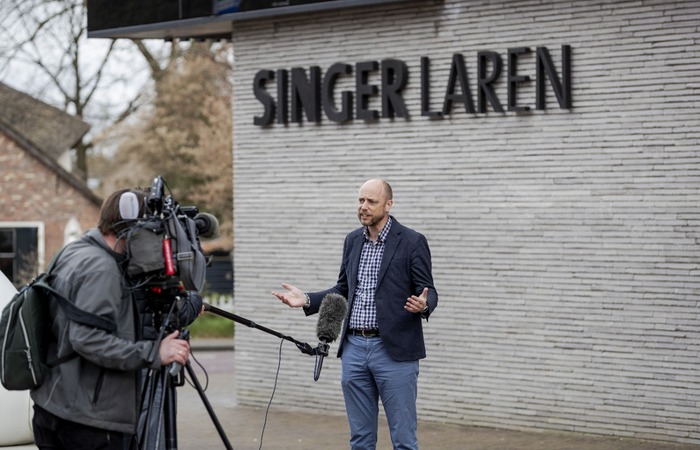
[187,311,234,338]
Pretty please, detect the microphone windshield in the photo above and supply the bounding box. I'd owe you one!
[316,293,348,343]
[194,213,219,238]
[119,192,140,220]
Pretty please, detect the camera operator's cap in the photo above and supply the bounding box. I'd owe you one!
[119,192,140,220]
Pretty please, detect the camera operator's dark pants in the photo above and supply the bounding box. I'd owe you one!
[32,405,135,450]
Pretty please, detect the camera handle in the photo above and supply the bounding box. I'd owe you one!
[168,328,190,378]
[203,303,320,356]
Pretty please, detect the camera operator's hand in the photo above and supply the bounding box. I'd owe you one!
[159,331,190,366]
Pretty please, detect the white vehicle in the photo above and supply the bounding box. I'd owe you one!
[0,271,36,449]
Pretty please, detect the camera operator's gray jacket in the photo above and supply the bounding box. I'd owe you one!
[31,229,161,434]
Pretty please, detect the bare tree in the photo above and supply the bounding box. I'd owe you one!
[92,42,234,240]
[0,0,170,180]
[1,1,233,242]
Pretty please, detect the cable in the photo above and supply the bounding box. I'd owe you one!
[258,339,284,450]
[184,349,209,391]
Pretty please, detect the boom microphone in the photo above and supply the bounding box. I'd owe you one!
[314,293,348,381]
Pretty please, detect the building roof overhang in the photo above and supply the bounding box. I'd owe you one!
[87,0,406,40]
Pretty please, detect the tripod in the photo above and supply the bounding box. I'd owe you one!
[137,301,320,450]
[138,354,233,450]
[137,301,234,450]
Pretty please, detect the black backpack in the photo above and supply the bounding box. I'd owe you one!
[0,245,116,391]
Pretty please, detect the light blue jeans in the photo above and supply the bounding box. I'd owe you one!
[341,335,420,450]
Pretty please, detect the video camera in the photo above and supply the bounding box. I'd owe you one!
[124,176,219,299]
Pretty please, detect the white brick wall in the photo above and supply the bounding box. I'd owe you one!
[231,0,700,444]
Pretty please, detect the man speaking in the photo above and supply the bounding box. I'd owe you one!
[273,178,438,450]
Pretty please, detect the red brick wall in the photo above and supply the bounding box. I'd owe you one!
[0,132,101,268]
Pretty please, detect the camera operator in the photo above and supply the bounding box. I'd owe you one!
[30,188,190,450]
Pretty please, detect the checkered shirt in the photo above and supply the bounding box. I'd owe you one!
[348,217,393,330]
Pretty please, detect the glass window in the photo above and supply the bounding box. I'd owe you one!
[0,227,38,287]
[0,229,12,253]
[0,229,14,281]
[0,258,12,281]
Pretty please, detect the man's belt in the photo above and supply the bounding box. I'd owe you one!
[348,328,380,337]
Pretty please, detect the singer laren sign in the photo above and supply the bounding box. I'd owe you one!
[252,45,571,126]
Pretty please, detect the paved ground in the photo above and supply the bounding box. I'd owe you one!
[170,339,699,450]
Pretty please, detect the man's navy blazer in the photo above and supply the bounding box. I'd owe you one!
[307,217,438,362]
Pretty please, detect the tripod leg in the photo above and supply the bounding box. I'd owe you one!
[184,361,234,450]
[163,374,178,450]
[139,368,173,450]
[139,368,164,449]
